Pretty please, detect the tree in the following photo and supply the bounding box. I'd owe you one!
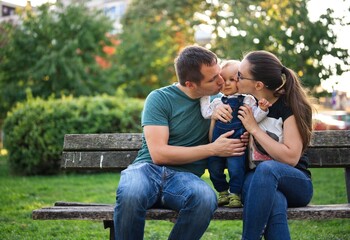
[113,0,204,97]
[0,2,115,120]
[191,0,350,91]
[114,0,349,97]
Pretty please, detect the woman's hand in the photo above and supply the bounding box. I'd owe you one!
[240,131,249,145]
[238,105,260,134]
[212,104,232,122]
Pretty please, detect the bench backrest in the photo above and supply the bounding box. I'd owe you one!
[61,130,350,170]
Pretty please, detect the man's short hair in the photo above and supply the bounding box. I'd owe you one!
[175,45,218,86]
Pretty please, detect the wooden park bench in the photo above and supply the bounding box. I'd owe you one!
[32,130,350,240]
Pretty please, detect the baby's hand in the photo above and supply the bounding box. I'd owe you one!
[258,98,272,112]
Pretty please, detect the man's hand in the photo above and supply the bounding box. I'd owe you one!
[211,130,247,157]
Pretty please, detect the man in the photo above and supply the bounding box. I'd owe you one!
[114,45,248,240]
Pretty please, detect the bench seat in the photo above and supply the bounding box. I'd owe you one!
[32,202,350,221]
[32,130,350,240]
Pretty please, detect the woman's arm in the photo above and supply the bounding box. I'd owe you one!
[238,105,302,166]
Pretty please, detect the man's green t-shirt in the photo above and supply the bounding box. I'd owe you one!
[133,84,211,177]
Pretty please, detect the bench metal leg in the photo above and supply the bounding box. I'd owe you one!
[103,220,115,240]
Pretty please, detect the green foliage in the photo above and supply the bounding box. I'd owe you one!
[0,3,115,120]
[1,0,348,115]
[2,95,143,175]
[113,20,177,97]
[197,0,349,91]
[115,0,349,98]
[113,0,203,97]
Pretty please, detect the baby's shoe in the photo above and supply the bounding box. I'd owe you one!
[217,190,230,206]
[225,193,242,208]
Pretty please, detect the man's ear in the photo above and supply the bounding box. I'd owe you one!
[185,81,196,89]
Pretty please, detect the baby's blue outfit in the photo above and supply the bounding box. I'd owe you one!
[208,94,246,195]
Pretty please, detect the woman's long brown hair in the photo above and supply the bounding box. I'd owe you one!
[245,50,313,151]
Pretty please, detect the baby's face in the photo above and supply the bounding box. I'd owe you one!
[220,64,239,96]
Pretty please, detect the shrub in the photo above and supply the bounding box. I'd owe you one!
[3,95,143,175]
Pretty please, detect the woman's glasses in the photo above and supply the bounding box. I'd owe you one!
[237,71,256,81]
[237,71,269,88]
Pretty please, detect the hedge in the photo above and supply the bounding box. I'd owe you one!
[3,95,144,175]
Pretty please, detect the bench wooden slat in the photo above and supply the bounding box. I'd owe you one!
[63,133,142,150]
[307,147,350,167]
[61,147,350,170]
[310,130,350,146]
[61,151,138,170]
[62,131,350,150]
[61,130,350,169]
[32,202,350,221]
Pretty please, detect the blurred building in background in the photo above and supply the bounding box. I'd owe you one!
[0,0,129,33]
[0,1,22,23]
[59,0,129,33]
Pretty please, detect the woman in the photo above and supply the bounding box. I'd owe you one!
[237,50,314,240]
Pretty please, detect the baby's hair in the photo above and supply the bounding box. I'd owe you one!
[220,59,240,69]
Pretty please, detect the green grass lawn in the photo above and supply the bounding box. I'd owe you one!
[0,155,349,240]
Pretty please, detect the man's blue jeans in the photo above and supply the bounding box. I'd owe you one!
[241,160,313,240]
[114,162,217,240]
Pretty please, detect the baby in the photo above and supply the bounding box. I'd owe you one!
[200,60,270,207]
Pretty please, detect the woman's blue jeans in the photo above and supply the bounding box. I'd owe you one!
[113,162,217,240]
[241,161,313,240]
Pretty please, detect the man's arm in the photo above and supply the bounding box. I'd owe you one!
[144,125,247,165]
